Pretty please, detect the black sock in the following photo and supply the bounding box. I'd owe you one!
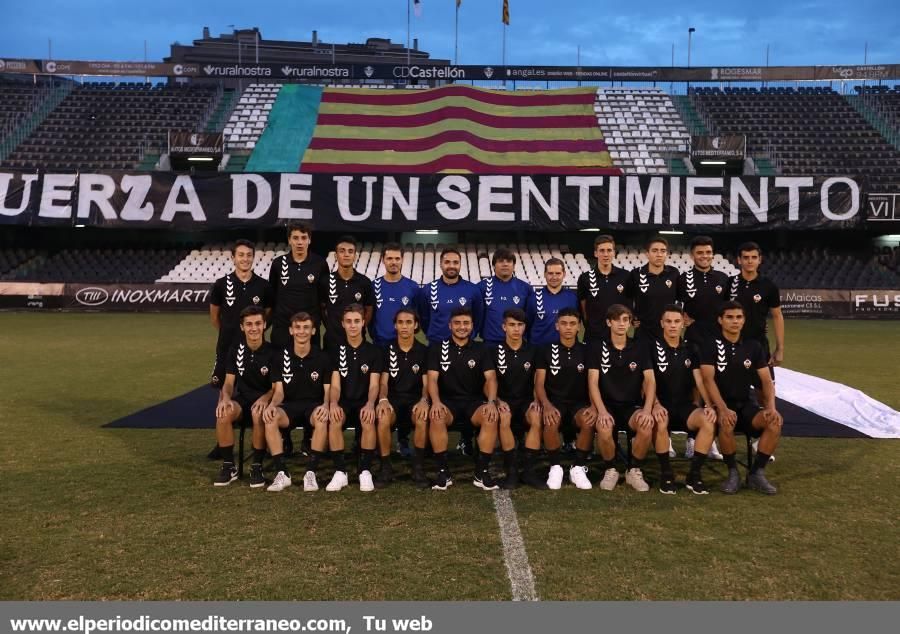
[435,451,448,471]
[252,448,266,465]
[360,449,375,471]
[309,450,322,472]
[381,456,393,473]
[503,449,516,472]
[332,451,347,471]
[413,447,425,470]
[723,452,737,469]
[272,453,285,473]
[547,449,561,467]
[752,451,771,474]
[523,448,540,472]
[220,445,234,465]
[575,449,591,467]
[656,452,673,478]
[630,454,644,470]
[689,451,708,477]
[604,458,617,471]
[476,451,492,473]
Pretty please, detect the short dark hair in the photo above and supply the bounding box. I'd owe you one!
[231,239,255,255]
[492,248,517,266]
[738,241,762,257]
[502,308,527,323]
[393,308,419,323]
[690,235,714,251]
[336,235,357,250]
[449,306,473,320]
[557,307,581,321]
[646,236,669,250]
[286,221,312,238]
[661,304,684,317]
[440,247,462,262]
[606,303,633,321]
[544,257,565,271]
[342,303,365,319]
[239,306,266,323]
[718,300,746,318]
[594,234,615,248]
[382,242,404,256]
[289,311,314,325]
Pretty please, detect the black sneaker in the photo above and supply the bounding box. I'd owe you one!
[207,445,222,460]
[456,439,473,457]
[432,469,453,491]
[249,464,265,488]
[374,463,394,489]
[658,475,677,495]
[502,469,520,490]
[473,471,500,491]
[521,470,549,490]
[397,438,413,458]
[685,474,710,495]
[214,463,238,487]
[412,467,431,490]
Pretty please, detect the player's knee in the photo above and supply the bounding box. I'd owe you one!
[655,418,669,434]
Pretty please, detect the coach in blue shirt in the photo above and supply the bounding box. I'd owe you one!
[478,247,532,347]
[371,242,422,348]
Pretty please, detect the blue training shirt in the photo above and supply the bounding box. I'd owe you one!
[418,277,484,344]
[525,286,579,346]
[371,275,422,346]
[478,276,533,344]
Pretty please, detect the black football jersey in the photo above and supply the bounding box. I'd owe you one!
[427,340,495,401]
[225,340,278,400]
[678,267,729,340]
[209,272,274,351]
[384,340,429,403]
[322,270,375,347]
[577,266,631,340]
[268,252,330,328]
[330,341,384,403]
[627,264,680,339]
[272,346,333,402]
[535,341,589,405]
[700,336,768,403]
[492,342,536,403]
[651,339,699,407]
[589,338,652,406]
[728,274,780,341]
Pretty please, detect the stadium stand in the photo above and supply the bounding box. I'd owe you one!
[1,83,222,171]
[594,88,691,175]
[764,248,900,290]
[0,79,71,162]
[7,248,191,283]
[690,87,900,185]
[0,248,44,279]
[223,83,280,150]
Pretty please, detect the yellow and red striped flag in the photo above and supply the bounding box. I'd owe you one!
[502,0,509,25]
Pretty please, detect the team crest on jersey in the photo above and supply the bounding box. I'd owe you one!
[628,361,638,371]
[753,294,762,303]
[354,291,362,301]
[401,296,410,306]
[577,363,585,373]
[467,359,476,369]
[715,285,723,294]
[684,358,692,368]
[523,361,532,371]
[361,364,370,375]
[743,359,752,369]
[459,297,467,306]
[307,274,315,284]
[665,279,673,288]
[412,364,420,374]
[513,296,520,305]
[211,375,220,385]
[252,296,260,304]
[310,371,320,382]
[616,284,624,293]
[260,366,269,376]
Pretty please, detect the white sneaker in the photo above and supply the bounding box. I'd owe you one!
[568,465,593,490]
[599,467,619,490]
[266,471,292,492]
[708,441,724,460]
[684,437,695,459]
[625,467,650,492]
[325,470,349,492]
[667,437,676,458]
[546,465,564,490]
[359,470,375,492]
[303,471,318,492]
[752,439,776,462]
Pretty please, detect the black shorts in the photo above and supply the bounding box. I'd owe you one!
[661,401,698,432]
[607,402,642,433]
[232,392,264,426]
[338,399,368,429]
[723,401,765,437]
[501,399,532,435]
[552,400,591,434]
[389,398,422,431]
[443,399,483,430]
[281,399,322,430]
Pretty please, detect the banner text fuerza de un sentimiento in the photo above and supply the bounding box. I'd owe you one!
[0,171,865,231]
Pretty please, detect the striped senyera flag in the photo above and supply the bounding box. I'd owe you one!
[300,85,621,175]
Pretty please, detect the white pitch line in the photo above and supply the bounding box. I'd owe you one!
[492,489,539,601]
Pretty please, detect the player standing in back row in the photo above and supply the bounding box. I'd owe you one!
[320,235,374,351]
[478,248,532,347]
[627,237,679,345]
[525,257,578,347]
[578,234,631,343]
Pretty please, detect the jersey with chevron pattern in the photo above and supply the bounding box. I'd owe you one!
[224,340,278,400]
[477,275,532,344]
[652,339,699,407]
[417,277,484,344]
[271,347,333,402]
[700,336,768,403]
[371,276,421,345]
[588,338,651,405]
[535,341,588,404]
[525,286,578,346]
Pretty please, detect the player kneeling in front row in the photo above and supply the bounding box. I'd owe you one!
[427,306,501,491]
[327,304,384,492]
[491,308,539,489]
[532,308,594,490]
[650,305,717,494]
[376,308,430,488]
[587,304,658,492]
[701,301,782,494]
[261,312,333,492]
[213,306,277,486]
